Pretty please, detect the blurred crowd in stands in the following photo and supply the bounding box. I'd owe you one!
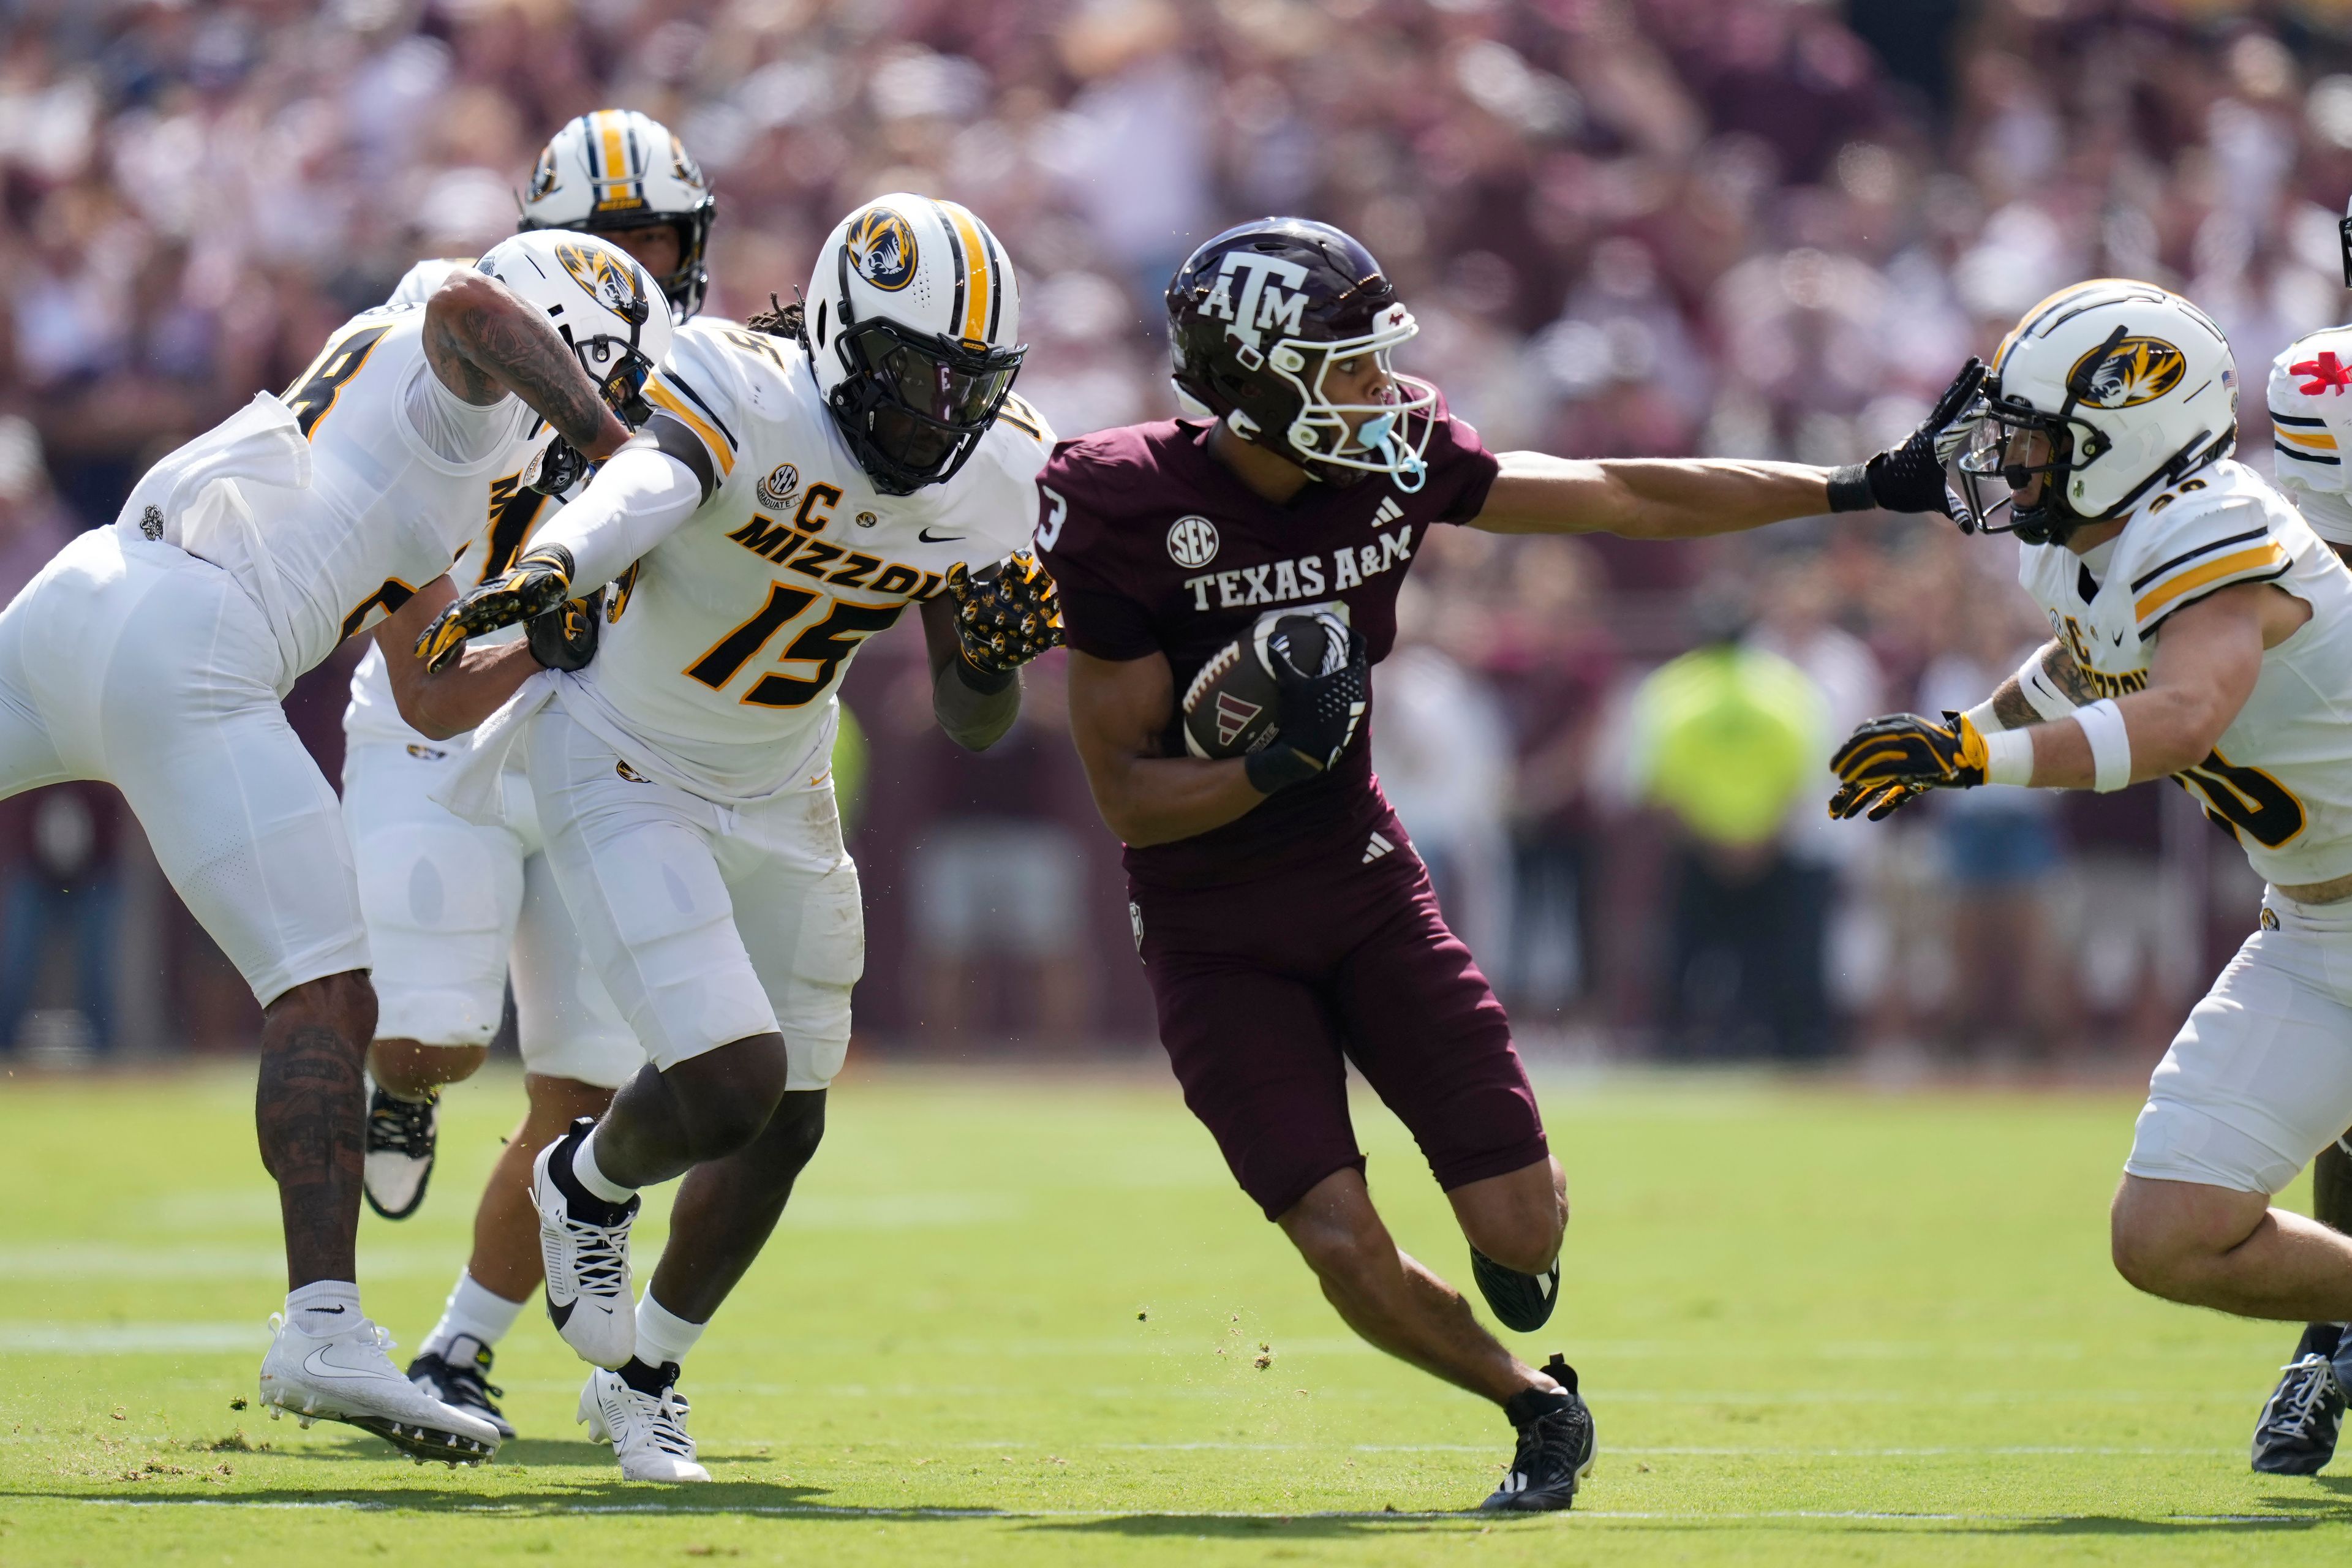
[0,0,2335,1065]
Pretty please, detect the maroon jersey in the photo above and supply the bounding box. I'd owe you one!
[1038,410,1500,887]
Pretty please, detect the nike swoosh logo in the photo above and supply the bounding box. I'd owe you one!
[918,528,965,543]
[548,1291,576,1329]
[301,1344,383,1381]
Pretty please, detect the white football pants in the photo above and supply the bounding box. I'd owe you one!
[0,527,367,1006]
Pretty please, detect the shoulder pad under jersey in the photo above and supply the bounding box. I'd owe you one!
[2114,461,2295,637]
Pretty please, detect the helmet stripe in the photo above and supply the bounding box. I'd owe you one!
[576,114,599,180]
[928,199,968,339]
[981,224,1006,342]
[598,112,627,197]
[941,202,993,346]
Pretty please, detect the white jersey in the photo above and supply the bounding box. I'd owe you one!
[2267,326,2352,546]
[345,258,551,748]
[117,304,542,687]
[551,317,1052,802]
[2016,457,2352,887]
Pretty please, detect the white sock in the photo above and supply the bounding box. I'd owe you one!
[572,1126,637,1205]
[635,1292,706,1371]
[421,1270,526,1361]
[285,1280,361,1338]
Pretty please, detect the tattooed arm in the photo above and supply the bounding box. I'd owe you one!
[1987,640,2094,730]
[421,271,630,460]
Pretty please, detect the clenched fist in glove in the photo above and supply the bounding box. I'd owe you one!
[1825,358,1986,519]
[1826,709,1993,821]
[415,544,576,672]
[944,552,1063,678]
[524,586,604,673]
[1246,618,1371,797]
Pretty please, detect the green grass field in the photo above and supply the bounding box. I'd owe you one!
[2,1062,2350,1565]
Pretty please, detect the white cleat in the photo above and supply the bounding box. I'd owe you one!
[579,1366,710,1482]
[532,1119,639,1368]
[258,1312,500,1464]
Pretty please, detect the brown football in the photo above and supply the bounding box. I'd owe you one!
[1179,611,1341,760]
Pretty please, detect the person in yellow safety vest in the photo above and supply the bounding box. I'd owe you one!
[1626,634,1832,1059]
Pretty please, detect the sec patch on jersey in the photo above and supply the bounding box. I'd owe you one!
[1180,608,1349,760]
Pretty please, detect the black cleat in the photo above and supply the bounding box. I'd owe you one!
[409,1337,517,1442]
[362,1079,439,1221]
[1480,1354,1596,1512]
[2253,1325,2347,1474]
[1470,1248,1560,1332]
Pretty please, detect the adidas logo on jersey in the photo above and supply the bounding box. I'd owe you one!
[1372,497,1404,528]
[1363,832,1394,864]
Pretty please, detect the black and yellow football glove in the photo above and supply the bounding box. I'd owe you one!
[945,552,1063,676]
[415,544,576,673]
[1825,357,1985,518]
[1826,709,1989,822]
[525,586,603,673]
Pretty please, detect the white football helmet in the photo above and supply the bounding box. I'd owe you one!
[520,109,714,322]
[801,194,1025,496]
[1955,278,2237,545]
[475,230,674,428]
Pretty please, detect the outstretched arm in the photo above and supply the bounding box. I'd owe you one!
[1473,357,1985,541]
[1472,453,1836,540]
[410,440,703,672]
[421,271,630,461]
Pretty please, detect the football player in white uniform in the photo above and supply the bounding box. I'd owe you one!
[1828,282,2352,1478]
[0,226,666,1462]
[412,194,1060,1480]
[2229,207,2352,1474]
[342,110,715,1442]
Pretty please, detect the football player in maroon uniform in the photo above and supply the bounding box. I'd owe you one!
[1038,217,1980,1512]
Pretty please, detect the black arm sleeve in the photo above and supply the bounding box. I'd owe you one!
[639,413,718,505]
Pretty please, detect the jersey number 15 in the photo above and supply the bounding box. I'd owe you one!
[686,584,902,707]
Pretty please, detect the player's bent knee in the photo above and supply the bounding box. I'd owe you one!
[1450,1161,1566,1274]
[757,1090,827,1178]
[666,1032,793,1159]
[2109,1175,2268,1301]
[1281,1205,1396,1294]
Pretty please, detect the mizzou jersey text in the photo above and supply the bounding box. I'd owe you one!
[552,317,1051,802]
[2016,457,2352,886]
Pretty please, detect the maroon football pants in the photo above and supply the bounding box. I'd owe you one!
[1129,820,1548,1221]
